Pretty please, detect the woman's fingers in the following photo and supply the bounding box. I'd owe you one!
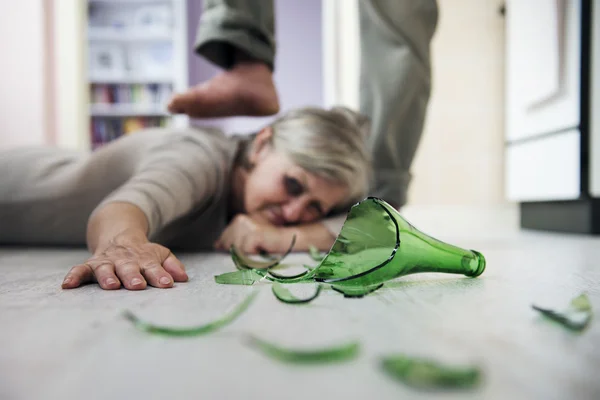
[62,264,95,289]
[239,232,263,255]
[139,259,174,288]
[215,235,232,251]
[215,224,234,251]
[92,262,121,290]
[114,260,147,290]
[216,215,250,251]
[162,252,188,282]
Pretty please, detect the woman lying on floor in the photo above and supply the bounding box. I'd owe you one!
[0,107,371,291]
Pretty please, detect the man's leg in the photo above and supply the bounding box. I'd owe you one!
[359,0,439,208]
[168,0,279,118]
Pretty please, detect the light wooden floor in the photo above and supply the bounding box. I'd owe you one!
[1,207,599,400]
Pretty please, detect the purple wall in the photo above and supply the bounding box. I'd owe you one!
[185,0,323,133]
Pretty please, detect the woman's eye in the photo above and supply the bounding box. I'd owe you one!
[284,176,304,197]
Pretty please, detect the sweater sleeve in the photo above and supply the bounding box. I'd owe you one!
[94,131,232,237]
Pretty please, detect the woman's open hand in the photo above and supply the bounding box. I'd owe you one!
[61,231,188,290]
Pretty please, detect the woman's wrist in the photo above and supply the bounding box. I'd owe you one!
[87,202,150,254]
[98,228,148,253]
[92,229,147,257]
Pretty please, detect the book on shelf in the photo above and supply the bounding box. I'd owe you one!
[91,116,169,149]
[90,83,172,105]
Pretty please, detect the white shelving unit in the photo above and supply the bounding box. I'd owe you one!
[88,30,173,42]
[86,0,188,148]
[90,103,170,117]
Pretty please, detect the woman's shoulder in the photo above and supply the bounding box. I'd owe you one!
[142,126,237,150]
[108,126,237,157]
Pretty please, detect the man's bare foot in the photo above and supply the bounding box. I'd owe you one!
[168,62,280,118]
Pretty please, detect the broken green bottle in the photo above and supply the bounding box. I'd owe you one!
[312,197,486,292]
[220,197,487,297]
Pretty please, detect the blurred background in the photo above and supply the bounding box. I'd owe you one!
[0,0,597,235]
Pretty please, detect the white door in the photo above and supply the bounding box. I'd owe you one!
[505,0,582,202]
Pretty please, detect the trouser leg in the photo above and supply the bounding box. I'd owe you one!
[359,0,439,208]
[194,0,276,69]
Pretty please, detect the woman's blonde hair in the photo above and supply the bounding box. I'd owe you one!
[238,106,373,213]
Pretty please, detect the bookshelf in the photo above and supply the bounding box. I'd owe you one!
[86,0,189,150]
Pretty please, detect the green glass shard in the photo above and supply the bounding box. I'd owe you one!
[381,354,481,389]
[532,293,593,331]
[331,283,383,298]
[264,269,316,284]
[247,335,360,364]
[309,245,325,261]
[230,235,296,270]
[216,267,315,285]
[272,282,322,304]
[312,198,486,289]
[267,269,311,280]
[214,270,264,285]
[123,291,258,336]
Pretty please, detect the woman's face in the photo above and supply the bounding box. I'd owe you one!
[242,130,348,226]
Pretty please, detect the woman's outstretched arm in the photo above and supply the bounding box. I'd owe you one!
[61,128,232,290]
